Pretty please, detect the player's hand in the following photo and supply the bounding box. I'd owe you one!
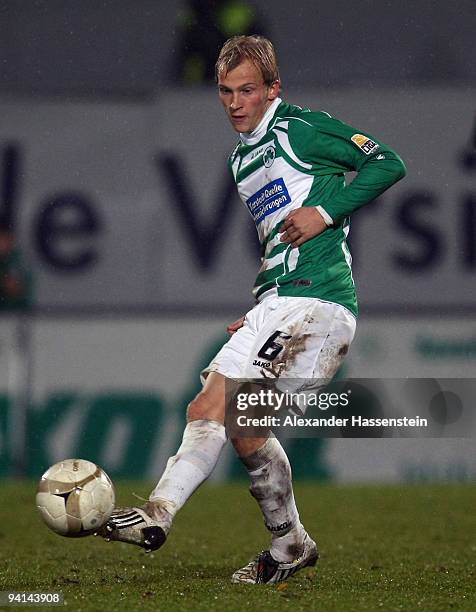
[227,316,245,336]
[279,208,328,247]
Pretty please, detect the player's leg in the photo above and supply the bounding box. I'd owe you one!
[233,434,306,560]
[100,311,260,551]
[100,372,228,551]
[147,372,228,523]
[230,297,355,583]
[230,433,318,583]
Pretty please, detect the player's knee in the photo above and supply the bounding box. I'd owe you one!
[232,436,263,457]
[186,394,208,421]
[187,391,220,422]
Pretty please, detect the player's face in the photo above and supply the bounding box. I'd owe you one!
[218,60,280,134]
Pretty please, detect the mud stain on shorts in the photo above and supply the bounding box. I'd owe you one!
[272,332,312,377]
[339,344,349,356]
[318,343,349,379]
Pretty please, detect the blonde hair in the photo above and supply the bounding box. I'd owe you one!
[215,35,280,85]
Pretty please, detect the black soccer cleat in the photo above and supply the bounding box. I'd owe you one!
[231,533,318,584]
[98,505,168,552]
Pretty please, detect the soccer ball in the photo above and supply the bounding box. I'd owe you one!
[36,459,115,537]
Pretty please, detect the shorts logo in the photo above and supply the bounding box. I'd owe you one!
[253,359,271,368]
[262,145,276,167]
[351,133,380,155]
[246,178,291,225]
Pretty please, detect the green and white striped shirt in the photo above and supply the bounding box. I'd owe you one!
[228,98,406,316]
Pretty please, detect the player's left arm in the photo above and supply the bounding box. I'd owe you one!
[280,114,406,246]
[317,121,407,224]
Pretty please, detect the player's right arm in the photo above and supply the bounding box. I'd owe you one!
[279,206,328,247]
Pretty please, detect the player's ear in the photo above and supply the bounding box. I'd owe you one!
[267,80,281,101]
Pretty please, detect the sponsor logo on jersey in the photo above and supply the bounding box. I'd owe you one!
[262,145,276,167]
[246,178,291,225]
[351,133,380,155]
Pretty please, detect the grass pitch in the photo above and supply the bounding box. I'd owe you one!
[0,481,474,611]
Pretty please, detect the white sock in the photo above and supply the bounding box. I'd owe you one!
[149,419,226,529]
[241,437,306,562]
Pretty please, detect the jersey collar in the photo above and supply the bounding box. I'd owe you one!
[239,97,282,146]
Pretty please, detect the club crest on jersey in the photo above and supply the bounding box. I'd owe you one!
[262,145,276,167]
[246,178,291,225]
[241,143,269,169]
[351,133,379,155]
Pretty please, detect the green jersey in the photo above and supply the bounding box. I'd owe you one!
[228,98,406,317]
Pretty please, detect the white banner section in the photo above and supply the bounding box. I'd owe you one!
[0,88,474,311]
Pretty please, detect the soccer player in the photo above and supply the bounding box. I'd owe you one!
[100,35,406,584]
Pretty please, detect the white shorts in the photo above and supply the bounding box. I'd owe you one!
[202,295,356,390]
